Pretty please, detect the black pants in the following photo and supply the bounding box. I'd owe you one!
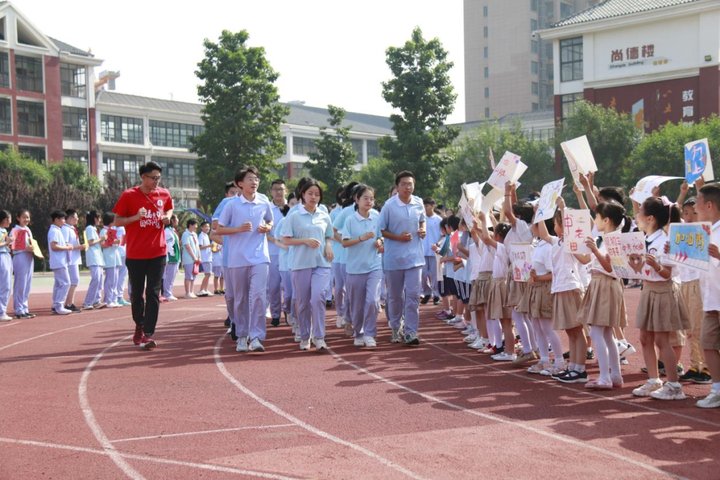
[126,255,166,336]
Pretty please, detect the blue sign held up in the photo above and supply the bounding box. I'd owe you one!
[684,138,710,184]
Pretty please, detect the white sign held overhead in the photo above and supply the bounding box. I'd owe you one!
[487,151,527,191]
[533,178,565,224]
[630,175,683,204]
[561,135,598,190]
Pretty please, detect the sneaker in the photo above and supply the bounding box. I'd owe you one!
[420,295,430,305]
[551,368,570,379]
[433,296,440,305]
[679,368,701,383]
[469,337,489,350]
[106,302,120,308]
[184,293,197,299]
[620,357,629,365]
[196,291,210,297]
[166,295,178,301]
[617,341,636,357]
[353,337,365,347]
[294,332,302,342]
[81,304,94,311]
[512,350,538,366]
[52,307,72,315]
[696,391,720,409]
[336,316,344,328]
[492,351,516,362]
[270,317,280,327]
[363,336,377,348]
[391,329,402,343]
[481,345,498,354]
[313,337,328,351]
[464,333,478,343]
[344,322,354,337]
[118,299,132,306]
[693,370,712,385]
[540,365,565,377]
[632,379,663,397]
[0,315,12,322]
[650,382,686,400]
[527,362,547,374]
[453,320,468,329]
[586,348,595,360]
[139,335,157,350]
[224,317,231,328]
[236,337,249,352]
[133,325,143,346]
[461,326,475,336]
[92,302,107,309]
[214,290,222,295]
[557,370,588,384]
[249,338,265,352]
[585,379,613,390]
[403,332,420,346]
[64,304,81,313]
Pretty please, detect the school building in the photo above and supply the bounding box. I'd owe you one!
[538,0,720,131]
[0,1,393,209]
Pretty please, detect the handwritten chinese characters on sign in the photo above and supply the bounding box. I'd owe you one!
[487,151,527,191]
[508,243,534,283]
[665,222,711,271]
[563,209,592,255]
[604,231,653,280]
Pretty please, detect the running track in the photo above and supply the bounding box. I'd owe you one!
[0,288,718,479]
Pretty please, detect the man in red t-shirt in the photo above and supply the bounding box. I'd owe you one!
[113,161,174,349]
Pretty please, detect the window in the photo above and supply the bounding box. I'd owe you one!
[292,136,317,156]
[484,67,489,78]
[483,26,488,38]
[64,149,89,170]
[483,5,488,16]
[531,0,538,11]
[484,107,490,118]
[152,156,197,189]
[0,97,10,134]
[531,82,539,95]
[484,46,488,59]
[102,152,144,184]
[60,64,86,98]
[531,40,539,54]
[484,87,490,98]
[560,37,583,82]
[149,120,203,148]
[532,103,539,112]
[17,100,44,137]
[349,139,364,162]
[0,52,9,88]
[18,145,45,162]
[531,19,538,31]
[367,140,380,159]
[531,61,538,75]
[15,55,43,92]
[561,92,584,119]
[100,114,144,144]
[62,106,87,140]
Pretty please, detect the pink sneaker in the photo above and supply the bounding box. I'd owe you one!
[139,335,157,350]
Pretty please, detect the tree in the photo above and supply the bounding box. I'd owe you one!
[624,115,720,196]
[307,106,357,198]
[381,27,459,198]
[441,122,556,206]
[352,157,396,206]
[192,30,289,206]
[556,101,641,189]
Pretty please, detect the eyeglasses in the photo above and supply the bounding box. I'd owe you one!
[245,176,261,183]
[144,175,162,181]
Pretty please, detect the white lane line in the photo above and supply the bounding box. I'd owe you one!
[0,316,125,353]
[326,346,689,480]
[110,423,296,443]
[0,437,301,480]
[213,335,428,480]
[429,341,720,429]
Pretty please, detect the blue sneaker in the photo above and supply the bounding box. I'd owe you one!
[403,332,420,346]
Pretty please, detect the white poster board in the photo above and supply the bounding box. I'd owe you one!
[508,242,534,282]
[562,208,593,255]
[487,151,528,191]
[533,178,565,224]
[561,135,598,190]
[630,175,683,204]
[604,231,653,280]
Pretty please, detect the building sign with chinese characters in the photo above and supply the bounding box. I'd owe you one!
[609,44,667,69]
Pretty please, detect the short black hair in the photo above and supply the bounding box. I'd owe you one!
[423,198,436,205]
[186,218,198,228]
[271,179,285,187]
[598,186,625,205]
[235,165,260,183]
[224,181,236,194]
[512,202,534,224]
[683,196,696,207]
[395,170,415,185]
[0,209,11,224]
[699,183,720,211]
[447,215,460,230]
[139,161,162,176]
[65,208,77,217]
[85,210,100,226]
[200,221,210,228]
[50,210,66,221]
[102,212,115,226]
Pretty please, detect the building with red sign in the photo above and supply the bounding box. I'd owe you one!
[538,0,720,132]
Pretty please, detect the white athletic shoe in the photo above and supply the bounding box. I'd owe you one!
[353,337,365,347]
[464,333,478,343]
[492,351,517,362]
[236,337,249,352]
[363,336,377,348]
[0,314,12,321]
[697,391,720,408]
[469,337,489,350]
[299,339,310,351]
[313,337,327,351]
[650,382,685,400]
[166,295,178,301]
[632,379,663,397]
[336,316,344,328]
[249,338,265,352]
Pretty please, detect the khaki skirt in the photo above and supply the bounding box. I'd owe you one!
[468,272,492,308]
[517,280,552,319]
[486,277,511,320]
[506,274,528,307]
[578,273,627,328]
[553,289,583,331]
[635,280,691,332]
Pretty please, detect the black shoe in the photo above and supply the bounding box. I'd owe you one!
[693,370,712,384]
[562,351,570,360]
[23,312,36,318]
[229,322,238,341]
[420,295,430,305]
[680,368,700,382]
[271,317,280,327]
[586,348,594,360]
[65,304,81,313]
[224,317,231,328]
[432,296,440,305]
[557,370,588,384]
[325,300,333,309]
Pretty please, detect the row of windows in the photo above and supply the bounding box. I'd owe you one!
[63,106,87,141]
[100,114,144,144]
[288,136,380,162]
[149,120,203,148]
[100,115,204,147]
[0,98,89,141]
[102,153,198,190]
[0,51,87,98]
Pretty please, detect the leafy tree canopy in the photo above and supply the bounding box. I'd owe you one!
[308,105,357,199]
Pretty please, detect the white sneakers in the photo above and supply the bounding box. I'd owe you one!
[650,382,686,400]
[299,339,310,351]
[632,379,662,397]
[353,337,365,347]
[697,390,720,408]
[336,316,344,328]
[236,337,249,352]
[166,295,178,301]
[469,337,489,350]
[312,337,327,351]
[364,336,377,348]
[0,314,12,322]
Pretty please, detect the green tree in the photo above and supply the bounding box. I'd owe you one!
[556,101,641,189]
[192,30,289,206]
[51,160,102,196]
[352,157,396,206]
[442,122,556,206]
[624,115,720,196]
[381,27,459,198]
[308,105,357,198]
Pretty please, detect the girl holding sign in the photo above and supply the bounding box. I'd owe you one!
[0,210,13,321]
[632,197,691,400]
[11,209,35,319]
[580,200,631,390]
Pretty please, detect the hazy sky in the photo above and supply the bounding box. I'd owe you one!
[17,0,466,123]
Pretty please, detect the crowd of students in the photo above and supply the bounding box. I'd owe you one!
[1,162,720,410]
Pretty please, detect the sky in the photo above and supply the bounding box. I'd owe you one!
[16,0,466,123]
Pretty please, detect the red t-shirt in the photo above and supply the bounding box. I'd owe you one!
[113,186,174,259]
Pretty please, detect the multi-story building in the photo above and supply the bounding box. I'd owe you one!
[0,1,101,169]
[539,0,720,131]
[464,0,600,122]
[96,92,393,208]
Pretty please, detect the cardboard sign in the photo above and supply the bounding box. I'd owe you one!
[30,239,44,259]
[508,242,534,282]
[684,138,715,185]
[562,208,593,255]
[630,175,683,204]
[604,231,652,280]
[12,228,27,251]
[665,222,711,271]
[533,178,565,224]
[561,135,598,190]
[487,151,527,191]
[458,193,476,231]
[481,187,505,214]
